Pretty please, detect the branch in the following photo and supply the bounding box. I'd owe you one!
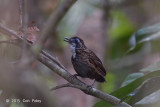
[0,40,19,46]
[51,83,71,90]
[0,23,131,107]
[34,0,77,48]
[41,51,66,70]
[19,0,29,61]
[0,23,66,70]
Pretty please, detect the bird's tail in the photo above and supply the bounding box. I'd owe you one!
[95,75,106,82]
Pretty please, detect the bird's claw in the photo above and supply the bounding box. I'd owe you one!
[69,74,79,81]
[85,85,93,94]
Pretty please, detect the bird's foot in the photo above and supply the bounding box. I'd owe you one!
[90,79,96,87]
[69,74,79,81]
[85,85,93,94]
[85,79,95,94]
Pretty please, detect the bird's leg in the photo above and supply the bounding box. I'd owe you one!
[90,79,96,87]
[88,79,95,88]
[85,79,96,93]
[73,74,80,78]
[69,74,80,81]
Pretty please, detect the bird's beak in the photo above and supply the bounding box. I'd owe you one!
[64,37,70,43]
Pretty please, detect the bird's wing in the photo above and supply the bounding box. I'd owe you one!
[85,50,106,77]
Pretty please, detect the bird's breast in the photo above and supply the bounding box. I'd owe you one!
[70,45,76,58]
[71,55,90,77]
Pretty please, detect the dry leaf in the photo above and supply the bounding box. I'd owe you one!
[12,21,40,43]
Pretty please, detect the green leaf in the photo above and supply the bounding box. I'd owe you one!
[109,10,135,58]
[121,73,144,87]
[128,77,160,105]
[93,101,113,107]
[109,10,134,39]
[93,70,160,107]
[102,73,116,93]
[111,70,160,98]
[128,23,160,53]
[140,61,160,72]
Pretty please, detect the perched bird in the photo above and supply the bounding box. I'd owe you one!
[64,36,106,85]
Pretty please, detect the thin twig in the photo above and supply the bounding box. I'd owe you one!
[20,0,28,61]
[0,24,62,68]
[0,40,19,46]
[51,83,87,91]
[55,57,66,69]
[51,83,71,90]
[0,24,22,40]
[18,0,23,26]
[41,50,66,70]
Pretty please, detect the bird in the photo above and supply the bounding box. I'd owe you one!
[64,36,107,86]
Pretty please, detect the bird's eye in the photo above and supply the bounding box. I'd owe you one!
[75,38,80,44]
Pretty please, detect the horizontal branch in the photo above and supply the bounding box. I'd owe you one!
[0,23,131,107]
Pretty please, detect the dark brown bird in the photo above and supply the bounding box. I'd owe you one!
[64,36,106,85]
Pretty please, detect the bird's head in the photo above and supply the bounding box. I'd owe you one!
[64,36,86,49]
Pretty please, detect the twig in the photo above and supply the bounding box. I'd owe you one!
[51,83,71,90]
[0,23,131,107]
[51,83,88,91]
[0,24,22,40]
[51,83,87,91]
[18,0,24,26]
[0,23,63,68]
[19,0,28,62]
[41,50,66,70]
[0,40,19,46]
[55,57,66,69]
[33,0,77,49]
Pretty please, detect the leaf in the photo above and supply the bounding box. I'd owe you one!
[134,90,160,106]
[93,70,160,107]
[12,21,40,43]
[128,77,160,105]
[102,73,116,93]
[108,10,135,58]
[93,101,113,107]
[121,73,144,87]
[128,23,160,53]
[140,61,160,72]
[109,10,135,39]
[111,70,160,98]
